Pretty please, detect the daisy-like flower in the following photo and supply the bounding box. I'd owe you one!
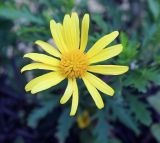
[21,12,129,116]
[77,111,91,129]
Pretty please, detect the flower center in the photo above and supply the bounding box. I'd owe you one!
[59,49,88,78]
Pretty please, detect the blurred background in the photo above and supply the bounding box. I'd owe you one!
[0,0,160,143]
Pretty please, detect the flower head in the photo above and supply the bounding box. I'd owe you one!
[77,111,91,129]
[21,12,129,116]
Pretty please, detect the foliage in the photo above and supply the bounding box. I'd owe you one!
[151,123,160,142]
[56,109,76,143]
[0,0,160,143]
[147,92,160,114]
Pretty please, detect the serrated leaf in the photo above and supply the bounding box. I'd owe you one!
[0,4,43,24]
[120,32,128,48]
[126,95,152,126]
[124,68,160,93]
[118,39,139,65]
[56,109,75,143]
[147,0,160,20]
[92,14,108,33]
[142,24,157,48]
[124,70,147,93]
[27,97,59,128]
[147,92,160,114]
[146,68,160,86]
[93,111,109,143]
[112,102,140,135]
[151,123,160,142]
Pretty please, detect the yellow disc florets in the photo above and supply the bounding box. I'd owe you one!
[59,49,88,78]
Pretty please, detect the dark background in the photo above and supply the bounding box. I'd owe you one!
[0,0,160,143]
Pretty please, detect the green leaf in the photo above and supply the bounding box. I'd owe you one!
[27,97,59,128]
[126,95,152,126]
[92,14,108,33]
[142,24,157,48]
[124,68,160,93]
[16,26,49,42]
[120,32,128,48]
[124,70,147,93]
[118,39,139,65]
[93,111,109,143]
[111,102,140,135]
[147,68,160,86]
[58,0,74,12]
[0,4,43,24]
[151,123,160,142]
[147,0,160,20]
[147,92,160,114]
[56,109,75,143]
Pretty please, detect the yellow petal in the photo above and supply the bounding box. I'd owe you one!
[84,72,114,96]
[21,63,58,73]
[88,65,129,75]
[61,22,67,46]
[50,19,56,31]
[60,79,73,104]
[63,14,75,50]
[71,12,80,49]
[56,23,68,52]
[89,44,123,64]
[23,53,60,66]
[50,20,67,53]
[35,40,61,58]
[86,31,119,58]
[70,79,79,116]
[25,72,65,93]
[80,14,89,52]
[82,77,104,109]
[50,20,59,50]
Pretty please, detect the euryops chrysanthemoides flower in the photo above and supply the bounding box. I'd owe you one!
[21,12,129,116]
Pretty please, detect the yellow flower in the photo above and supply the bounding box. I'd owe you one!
[77,111,91,129]
[21,12,129,116]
